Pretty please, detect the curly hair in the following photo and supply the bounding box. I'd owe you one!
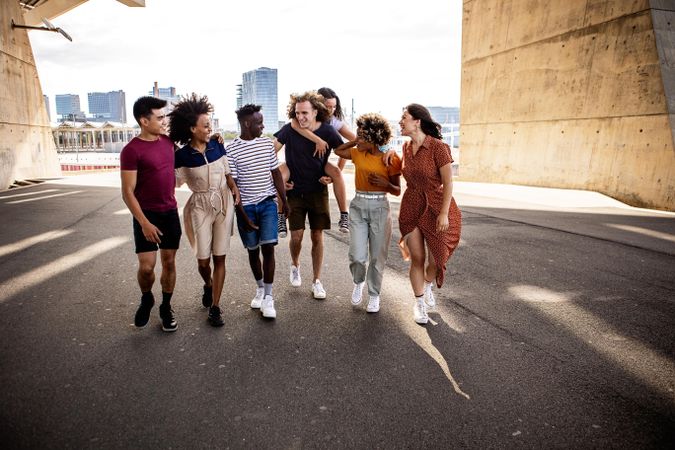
[356,113,392,147]
[168,93,213,145]
[317,87,344,121]
[405,103,442,140]
[235,104,262,121]
[286,91,329,123]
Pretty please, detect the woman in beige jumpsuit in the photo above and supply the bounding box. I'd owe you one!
[170,94,242,327]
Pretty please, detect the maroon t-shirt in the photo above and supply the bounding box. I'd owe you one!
[120,135,177,212]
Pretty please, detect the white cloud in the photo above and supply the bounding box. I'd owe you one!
[30,0,462,128]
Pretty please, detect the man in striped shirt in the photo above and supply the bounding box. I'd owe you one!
[226,104,288,319]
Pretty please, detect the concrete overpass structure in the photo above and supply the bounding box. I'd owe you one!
[0,0,142,189]
[461,0,675,210]
[2,0,675,210]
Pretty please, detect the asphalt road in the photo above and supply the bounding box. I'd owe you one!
[0,173,673,449]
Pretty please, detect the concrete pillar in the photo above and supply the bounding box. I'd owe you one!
[461,0,675,210]
[0,0,61,188]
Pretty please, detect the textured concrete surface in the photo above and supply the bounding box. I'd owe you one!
[0,172,673,448]
[461,0,675,210]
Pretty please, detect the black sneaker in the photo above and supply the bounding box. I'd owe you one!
[159,304,177,332]
[338,212,349,234]
[278,213,288,238]
[208,306,224,327]
[134,295,155,328]
[202,285,213,308]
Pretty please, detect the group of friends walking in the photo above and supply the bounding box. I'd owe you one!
[120,88,461,331]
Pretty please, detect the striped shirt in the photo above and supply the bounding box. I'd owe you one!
[225,137,280,206]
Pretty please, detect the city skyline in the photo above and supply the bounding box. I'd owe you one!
[31,0,461,129]
[49,89,127,123]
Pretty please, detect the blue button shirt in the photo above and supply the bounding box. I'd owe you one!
[175,139,227,169]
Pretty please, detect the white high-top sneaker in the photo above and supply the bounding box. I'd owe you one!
[261,295,276,319]
[251,287,265,309]
[424,282,436,308]
[413,297,428,324]
[351,282,365,306]
[366,295,380,313]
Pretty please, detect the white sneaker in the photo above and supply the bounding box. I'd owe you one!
[261,295,276,319]
[413,297,429,324]
[250,287,265,309]
[351,282,365,306]
[366,295,380,313]
[312,279,326,299]
[290,265,301,287]
[424,282,436,308]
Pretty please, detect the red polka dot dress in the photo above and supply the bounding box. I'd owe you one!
[399,136,462,288]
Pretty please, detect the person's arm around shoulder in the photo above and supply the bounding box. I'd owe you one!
[121,170,163,243]
[334,140,358,159]
[291,118,328,158]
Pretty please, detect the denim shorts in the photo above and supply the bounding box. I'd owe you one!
[236,196,278,250]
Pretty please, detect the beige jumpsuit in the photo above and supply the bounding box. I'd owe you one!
[176,156,234,260]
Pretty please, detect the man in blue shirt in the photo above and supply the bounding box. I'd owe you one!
[273,91,343,300]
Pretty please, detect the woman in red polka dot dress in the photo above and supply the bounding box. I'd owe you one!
[398,104,461,324]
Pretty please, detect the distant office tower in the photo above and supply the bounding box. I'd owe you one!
[55,94,85,121]
[43,95,51,122]
[88,90,127,123]
[427,106,460,125]
[150,82,181,110]
[240,67,278,133]
[235,84,243,110]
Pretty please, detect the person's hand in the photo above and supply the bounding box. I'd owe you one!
[313,139,329,158]
[367,173,388,188]
[381,148,396,167]
[281,200,290,217]
[141,222,163,243]
[319,176,333,186]
[244,219,259,231]
[231,185,241,206]
[285,180,294,191]
[436,214,449,232]
[210,133,224,144]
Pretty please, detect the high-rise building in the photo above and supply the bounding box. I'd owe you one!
[240,67,278,133]
[150,82,181,110]
[235,84,243,110]
[88,90,127,123]
[55,94,85,121]
[43,95,51,122]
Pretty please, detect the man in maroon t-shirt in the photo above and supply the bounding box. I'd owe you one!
[120,96,181,332]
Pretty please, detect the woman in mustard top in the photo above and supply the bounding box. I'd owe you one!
[334,113,401,313]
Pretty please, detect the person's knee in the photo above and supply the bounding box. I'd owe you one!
[213,255,226,266]
[138,263,154,279]
[310,230,323,244]
[197,258,210,270]
[261,244,275,257]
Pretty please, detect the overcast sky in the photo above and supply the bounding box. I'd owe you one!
[30,0,462,129]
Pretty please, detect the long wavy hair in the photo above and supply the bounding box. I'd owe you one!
[356,113,391,147]
[168,93,213,145]
[317,87,344,121]
[287,91,330,123]
[405,103,442,140]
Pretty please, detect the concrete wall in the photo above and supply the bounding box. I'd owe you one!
[0,0,61,189]
[461,0,675,210]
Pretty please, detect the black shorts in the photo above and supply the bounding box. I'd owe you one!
[133,209,182,254]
